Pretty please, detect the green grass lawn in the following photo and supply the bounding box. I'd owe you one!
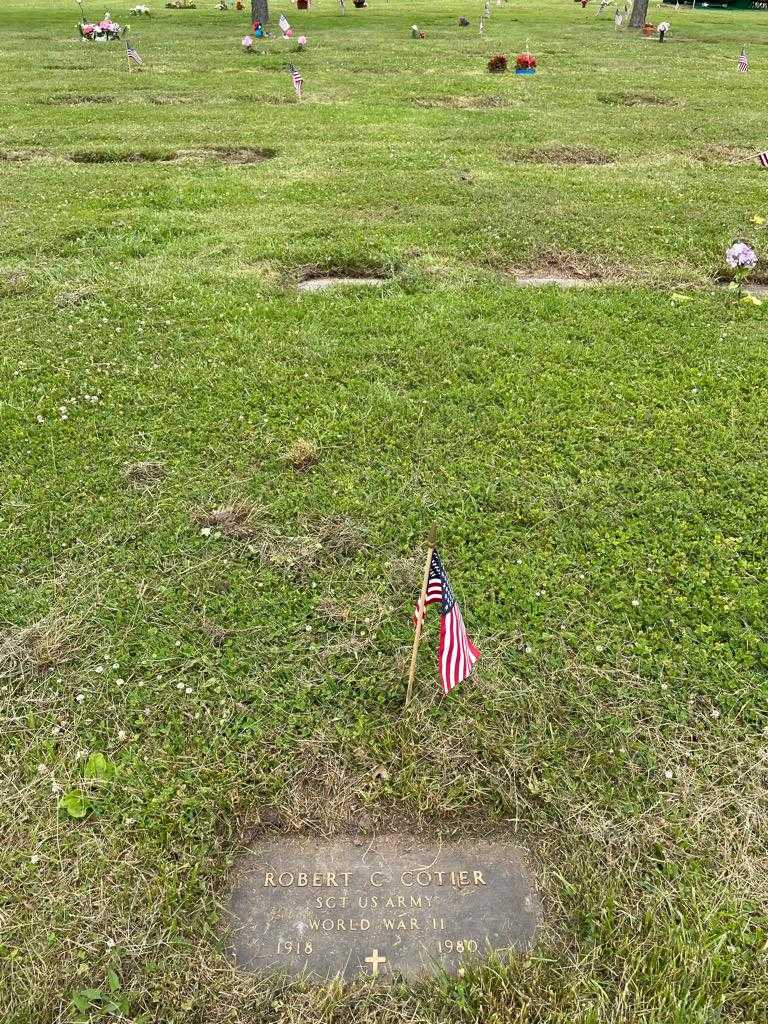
[2,0,768,1020]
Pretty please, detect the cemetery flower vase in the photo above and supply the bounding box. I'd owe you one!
[642,22,656,36]
[514,52,537,74]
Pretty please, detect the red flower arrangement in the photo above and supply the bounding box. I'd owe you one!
[487,54,508,74]
[515,52,537,70]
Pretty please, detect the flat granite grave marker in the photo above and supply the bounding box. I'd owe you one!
[228,835,539,980]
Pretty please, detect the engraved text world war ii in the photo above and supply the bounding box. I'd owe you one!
[228,836,539,980]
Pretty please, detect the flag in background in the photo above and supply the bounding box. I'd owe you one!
[413,550,480,693]
[738,47,748,72]
[126,42,143,66]
[288,63,303,99]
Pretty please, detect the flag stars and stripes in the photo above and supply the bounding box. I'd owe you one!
[413,551,480,694]
[289,64,303,99]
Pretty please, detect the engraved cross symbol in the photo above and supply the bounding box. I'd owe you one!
[364,948,387,976]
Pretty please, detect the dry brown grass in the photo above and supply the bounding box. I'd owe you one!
[0,614,85,685]
[413,95,513,110]
[0,269,30,297]
[693,144,755,166]
[312,517,367,558]
[284,438,321,472]
[125,460,168,488]
[192,502,261,540]
[508,144,615,166]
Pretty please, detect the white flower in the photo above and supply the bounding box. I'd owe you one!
[661,683,668,691]
[631,599,640,607]
[200,527,212,537]
[51,781,63,794]
[105,938,115,949]
[51,725,63,737]
[30,854,40,864]
[36,414,45,424]
[663,769,674,780]
[184,686,193,695]
[37,764,47,774]
[710,709,720,719]
[75,693,85,704]
[95,665,105,674]
[176,682,184,691]
[117,729,128,741]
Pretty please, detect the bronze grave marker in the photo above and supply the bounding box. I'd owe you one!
[228,835,539,980]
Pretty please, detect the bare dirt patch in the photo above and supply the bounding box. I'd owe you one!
[598,91,676,107]
[508,144,615,166]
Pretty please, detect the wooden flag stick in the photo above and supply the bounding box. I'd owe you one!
[405,525,437,708]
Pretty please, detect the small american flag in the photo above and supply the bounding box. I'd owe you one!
[738,47,748,73]
[126,42,143,66]
[413,550,480,693]
[758,152,768,168]
[288,63,303,99]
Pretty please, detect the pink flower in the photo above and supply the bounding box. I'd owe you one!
[285,27,293,37]
[99,19,111,28]
[725,242,757,270]
[82,22,95,33]
[242,34,253,47]
[297,35,307,45]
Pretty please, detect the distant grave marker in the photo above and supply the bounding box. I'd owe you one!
[297,275,387,292]
[228,836,538,980]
